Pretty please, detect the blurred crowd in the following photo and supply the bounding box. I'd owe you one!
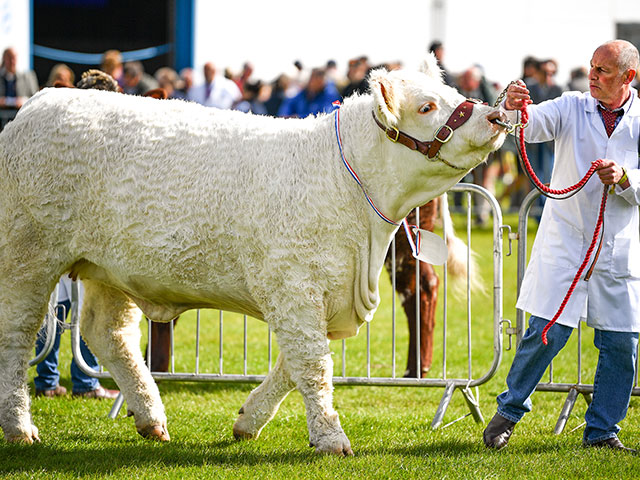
[2,42,632,219]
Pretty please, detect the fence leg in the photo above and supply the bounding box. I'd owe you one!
[554,387,579,435]
[461,386,484,424]
[108,392,125,419]
[431,382,456,429]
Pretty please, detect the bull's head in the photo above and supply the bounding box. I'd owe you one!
[368,53,509,178]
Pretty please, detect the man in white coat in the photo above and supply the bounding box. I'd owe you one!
[187,62,241,109]
[484,40,640,452]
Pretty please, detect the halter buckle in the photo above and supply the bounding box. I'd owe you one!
[386,127,400,143]
[434,125,453,143]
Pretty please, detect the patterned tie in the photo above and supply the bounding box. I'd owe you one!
[598,104,623,137]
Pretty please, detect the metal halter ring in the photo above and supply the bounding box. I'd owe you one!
[385,127,400,142]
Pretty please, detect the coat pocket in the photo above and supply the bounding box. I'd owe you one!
[539,221,585,269]
[612,237,640,278]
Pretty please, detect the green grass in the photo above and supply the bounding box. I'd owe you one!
[2,213,640,479]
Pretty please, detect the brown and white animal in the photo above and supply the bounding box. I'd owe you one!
[0,54,508,454]
[387,193,475,378]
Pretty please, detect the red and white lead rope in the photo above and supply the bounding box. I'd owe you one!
[516,106,609,345]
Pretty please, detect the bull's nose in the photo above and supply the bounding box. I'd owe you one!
[486,110,510,130]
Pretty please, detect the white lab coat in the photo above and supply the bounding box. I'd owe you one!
[516,89,640,332]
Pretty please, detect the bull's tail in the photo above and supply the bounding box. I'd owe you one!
[440,193,484,295]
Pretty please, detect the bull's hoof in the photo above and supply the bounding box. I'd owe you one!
[311,432,353,456]
[5,425,40,444]
[137,424,170,441]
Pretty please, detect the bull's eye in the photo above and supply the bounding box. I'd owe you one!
[419,102,435,114]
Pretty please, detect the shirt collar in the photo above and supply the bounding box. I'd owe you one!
[588,87,638,116]
[597,91,632,114]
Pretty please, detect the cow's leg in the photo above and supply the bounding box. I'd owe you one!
[144,317,179,372]
[0,279,54,443]
[0,207,63,443]
[404,262,439,378]
[79,279,169,441]
[271,318,352,456]
[419,262,439,376]
[233,352,295,440]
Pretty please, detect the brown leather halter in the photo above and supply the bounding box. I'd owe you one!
[372,99,481,170]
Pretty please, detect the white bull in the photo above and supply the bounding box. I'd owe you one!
[0,55,508,454]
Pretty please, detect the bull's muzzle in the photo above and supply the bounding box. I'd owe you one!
[487,110,511,131]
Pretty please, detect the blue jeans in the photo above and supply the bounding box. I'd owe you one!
[497,316,638,444]
[34,299,100,394]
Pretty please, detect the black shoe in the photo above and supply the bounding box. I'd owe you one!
[585,437,636,453]
[483,413,516,450]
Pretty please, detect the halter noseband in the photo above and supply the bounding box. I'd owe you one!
[372,99,481,170]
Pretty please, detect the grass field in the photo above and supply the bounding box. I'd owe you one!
[2,212,640,479]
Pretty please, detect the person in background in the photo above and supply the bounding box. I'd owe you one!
[176,67,193,99]
[568,66,590,92]
[34,278,119,399]
[428,40,454,86]
[155,67,182,99]
[46,63,75,88]
[483,39,640,453]
[100,49,123,87]
[277,67,340,118]
[122,61,158,96]
[341,56,370,99]
[264,73,291,117]
[456,65,498,226]
[233,62,254,94]
[0,47,38,109]
[187,62,242,109]
[234,80,268,115]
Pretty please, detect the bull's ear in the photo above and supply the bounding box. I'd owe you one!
[369,69,401,126]
[420,52,444,82]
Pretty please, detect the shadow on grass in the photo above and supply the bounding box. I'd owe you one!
[0,437,320,476]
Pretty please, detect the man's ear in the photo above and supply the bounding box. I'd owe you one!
[369,68,401,126]
[624,69,637,85]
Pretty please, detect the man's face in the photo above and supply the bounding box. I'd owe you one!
[2,49,17,74]
[307,72,325,94]
[540,61,556,85]
[204,63,215,83]
[589,45,632,108]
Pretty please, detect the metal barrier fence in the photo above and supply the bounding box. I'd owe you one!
[33,183,508,429]
[516,189,640,434]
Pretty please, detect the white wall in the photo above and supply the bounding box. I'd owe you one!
[0,0,31,71]
[191,0,640,87]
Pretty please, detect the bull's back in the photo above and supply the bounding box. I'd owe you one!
[1,89,328,231]
[0,88,355,314]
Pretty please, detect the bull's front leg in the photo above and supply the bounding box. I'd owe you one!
[273,320,352,456]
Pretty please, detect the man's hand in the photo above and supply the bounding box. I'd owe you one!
[595,159,628,188]
[504,80,533,111]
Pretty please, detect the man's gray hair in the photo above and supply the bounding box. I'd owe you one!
[602,40,640,73]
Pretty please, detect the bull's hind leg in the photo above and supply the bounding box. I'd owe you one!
[0,203,65,443]
[233,352,295,440]
[0,274,58,443]
[79,279,169,441]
